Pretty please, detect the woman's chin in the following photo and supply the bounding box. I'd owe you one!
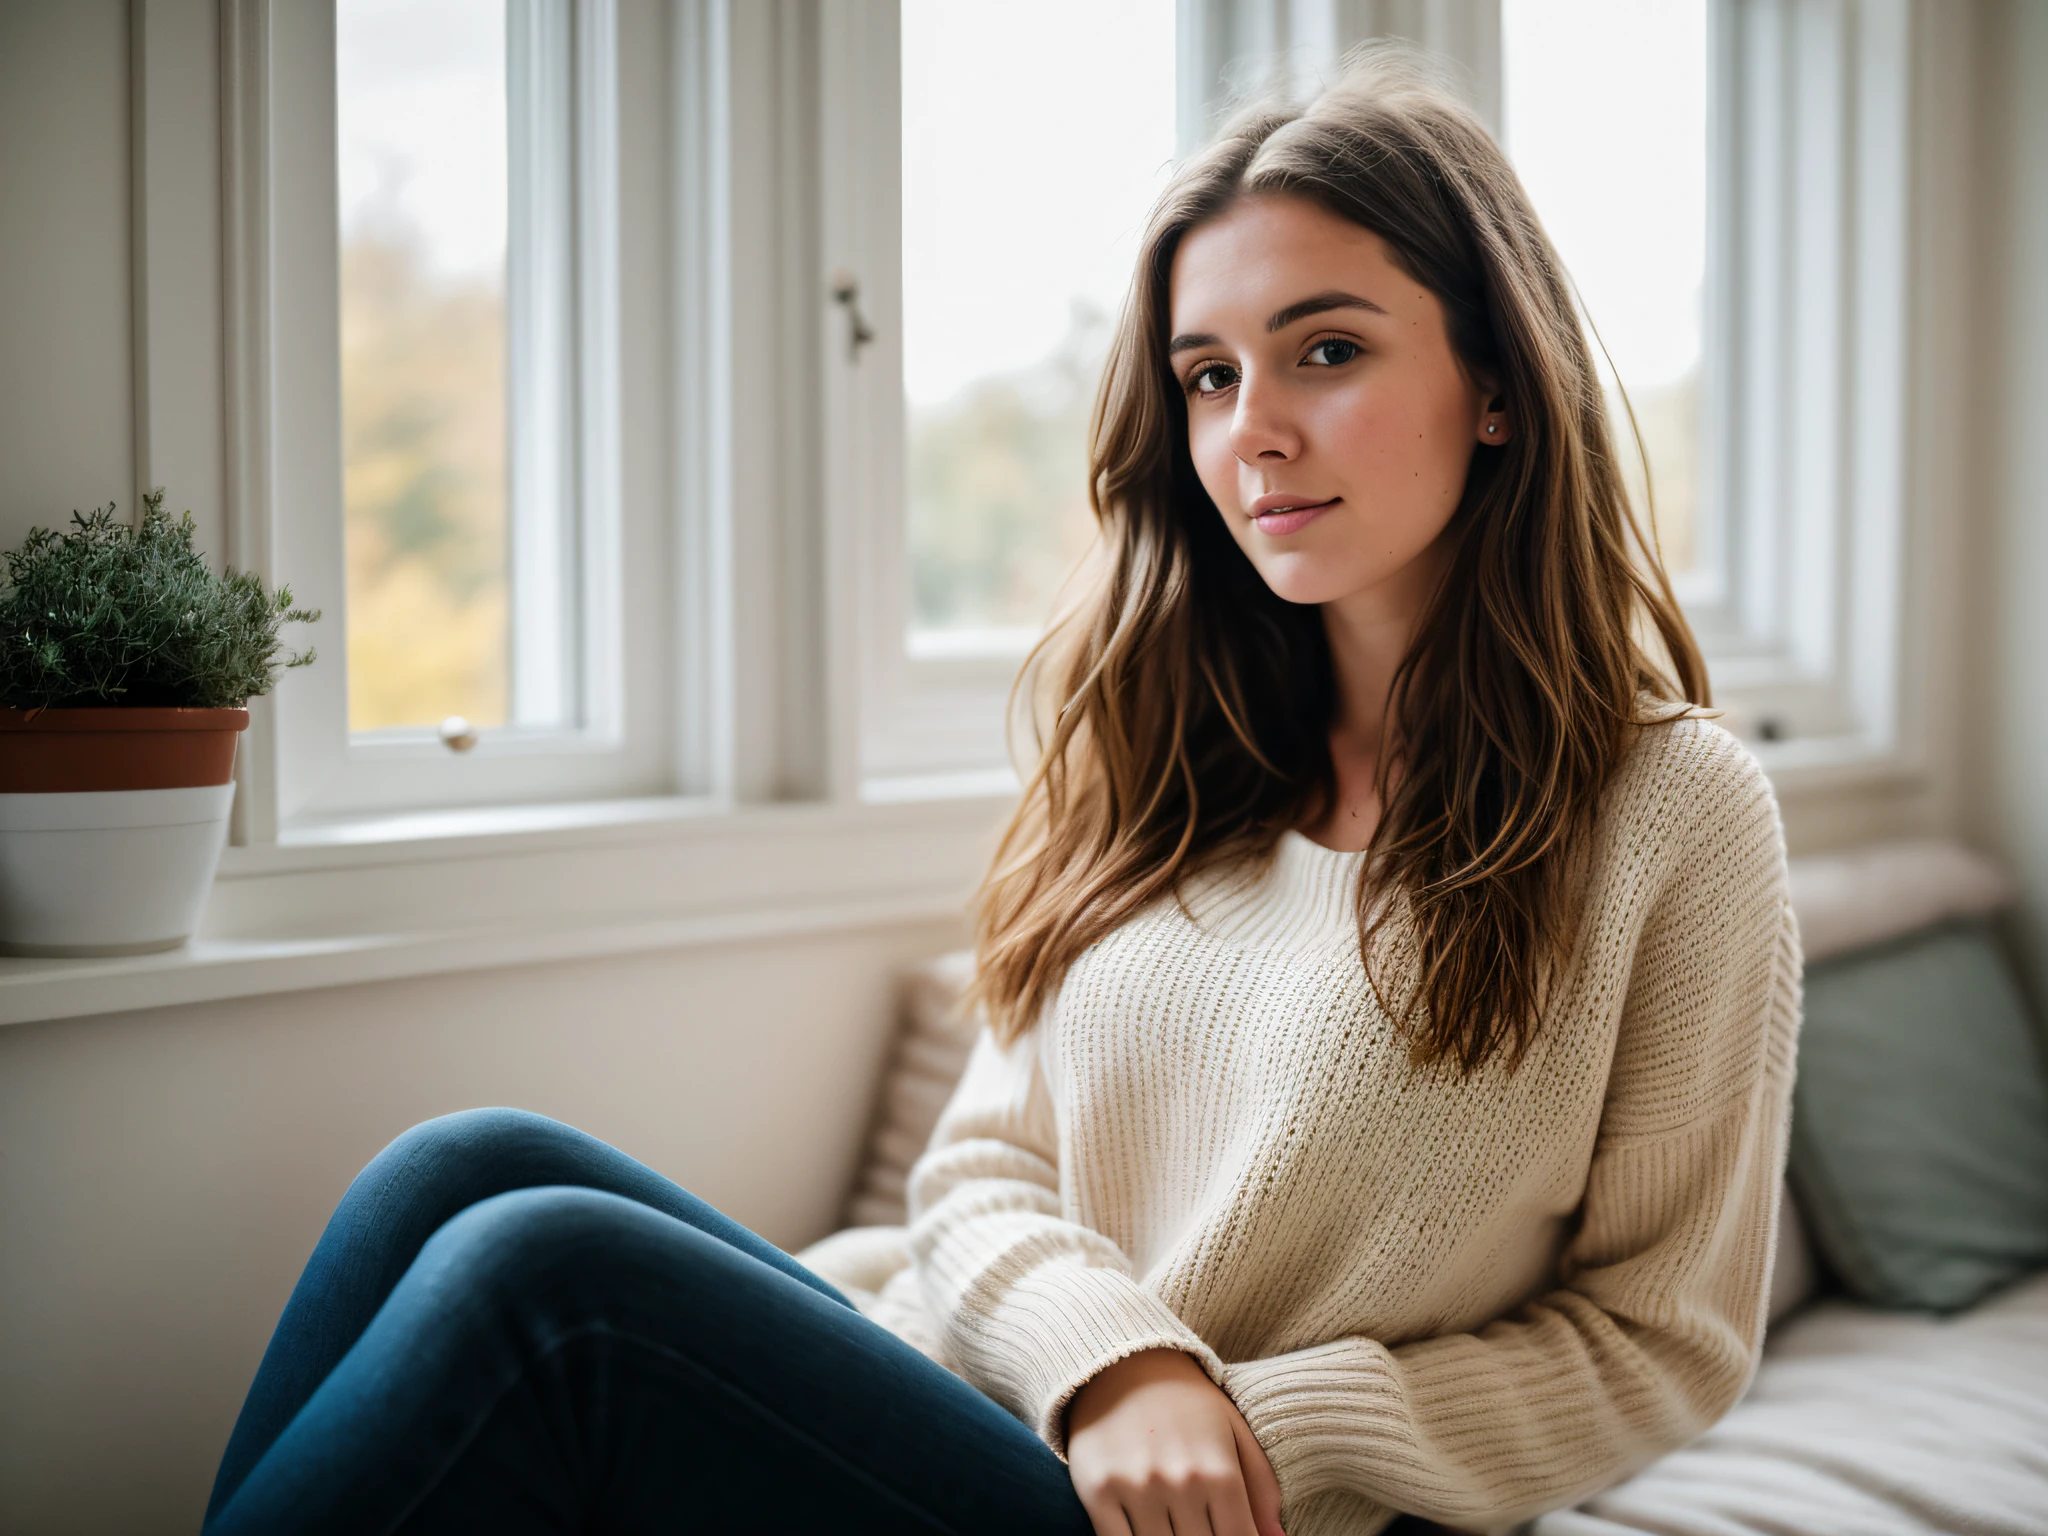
[1250,554,1373,609]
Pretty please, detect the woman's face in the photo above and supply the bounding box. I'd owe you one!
[1167,194,1503,612]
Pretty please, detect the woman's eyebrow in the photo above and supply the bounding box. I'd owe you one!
[1266,291,1388,331]
[1169,291,1390,356]
[1171,286,1392,352]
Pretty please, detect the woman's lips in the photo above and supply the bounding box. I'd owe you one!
[1250,496,1339,536]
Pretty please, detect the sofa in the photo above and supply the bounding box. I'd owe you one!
[826,839,2048,1535]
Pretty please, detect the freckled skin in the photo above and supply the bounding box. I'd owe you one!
[1168,196,1501,611]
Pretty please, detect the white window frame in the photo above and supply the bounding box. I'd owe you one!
[1685,0,1912,774]
[216,0,862,847]
[239,0,670,829]
[820,0,1027,786]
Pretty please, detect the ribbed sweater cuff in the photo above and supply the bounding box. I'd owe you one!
[969,1262,1226,1454]
[1222,1340,1410,1510]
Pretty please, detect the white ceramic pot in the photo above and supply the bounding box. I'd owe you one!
[0,783,236,956]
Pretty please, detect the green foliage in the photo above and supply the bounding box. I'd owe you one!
[0,490,319,710]
[907,309,1104,631]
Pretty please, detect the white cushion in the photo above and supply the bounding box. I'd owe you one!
[842,949,978,1228]
[1766,1182,1818,1326]
[1787,837,2013,964]
[1534,1269,2048,1535]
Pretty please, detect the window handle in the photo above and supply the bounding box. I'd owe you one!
[438,715,480,753]
[830,271,876,362]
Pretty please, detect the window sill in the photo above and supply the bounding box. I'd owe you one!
[0,887,964,1029]
[228,794,741,875]
[0,732,1919,1031]
[0,784,1016,1029]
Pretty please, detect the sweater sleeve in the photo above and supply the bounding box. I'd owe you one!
[1222,739,1804,1533]
[905,1021,1228,1452]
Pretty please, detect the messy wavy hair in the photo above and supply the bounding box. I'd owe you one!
[968,48,1707,1076]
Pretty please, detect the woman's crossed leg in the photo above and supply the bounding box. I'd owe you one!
[204,1107,1091,1535]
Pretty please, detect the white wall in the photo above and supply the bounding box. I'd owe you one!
[1967,0,2048,996]
[0,0,134,544]
[0,916,962,1533]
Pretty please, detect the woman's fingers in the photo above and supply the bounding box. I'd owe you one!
[1114,1490,1176,1536]
[1165,1486,1222,1536]
[1078,1489,1136,1536]
[1084,1468,1257,1536]
[1230,1407,1287,1536]
[1190,1466,1261,1536]
[1066,1351,1276,1536]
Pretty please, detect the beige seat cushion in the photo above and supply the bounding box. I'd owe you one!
[1787,837,2012,963]
[1532,1269,2048,1535]
[841,949,978,1229]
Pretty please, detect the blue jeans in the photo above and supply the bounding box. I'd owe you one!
[203,1108,1093,1534]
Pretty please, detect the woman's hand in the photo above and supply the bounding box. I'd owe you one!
[1065,1348,1285,1536]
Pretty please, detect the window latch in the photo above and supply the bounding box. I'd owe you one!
[829,271,876,363]
[438,715,480,753]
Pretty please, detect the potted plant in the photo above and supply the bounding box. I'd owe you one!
[0,492,317,956]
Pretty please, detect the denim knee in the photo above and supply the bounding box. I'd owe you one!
[347,1107,568,1202]
[407,1185,684,1320]
[380,1106,564,1169]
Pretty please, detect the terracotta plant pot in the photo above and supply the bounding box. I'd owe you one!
[0,708,248,956]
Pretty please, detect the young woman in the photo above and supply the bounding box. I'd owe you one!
[204,52,1798,1536]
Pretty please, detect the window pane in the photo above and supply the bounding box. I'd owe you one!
[1502,0,1708,579]
[337,0,510,732]
[901,0,1177,648]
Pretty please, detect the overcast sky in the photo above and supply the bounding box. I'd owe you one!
[337,0,508,283]
[1504,0,1708,388]
[901,0,1179,409]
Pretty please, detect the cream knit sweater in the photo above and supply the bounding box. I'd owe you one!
[805,715,1801,1535]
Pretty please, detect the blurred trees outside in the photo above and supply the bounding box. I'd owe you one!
[340,223,509,732]
[907,305,1106,635]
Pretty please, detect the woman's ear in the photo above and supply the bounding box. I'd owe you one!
[1476,395,1512,446]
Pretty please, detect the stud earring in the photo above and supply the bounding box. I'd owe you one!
[1485,422,1499,435]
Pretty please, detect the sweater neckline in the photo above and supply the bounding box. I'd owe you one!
[1182,828,1370,954]
[1278,826,1370,859]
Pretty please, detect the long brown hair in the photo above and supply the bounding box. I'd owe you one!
[970,47,1707,1076]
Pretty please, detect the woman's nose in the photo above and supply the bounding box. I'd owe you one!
[1228,374,1301,464]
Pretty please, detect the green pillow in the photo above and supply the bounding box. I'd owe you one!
[1789,919,2048,1312]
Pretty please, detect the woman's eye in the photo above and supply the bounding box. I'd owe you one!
[1189,363,1238,396]
[1304,338,1360,367]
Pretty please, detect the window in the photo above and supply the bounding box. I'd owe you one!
[899,0,1177,656]
[1501,1,1918,762]
[337,0,603,753]
[241,0,1923,837]
[851,0,1178,781]
[258,0,660,826]
[1502,0,1710,594]
[336,0,515,734]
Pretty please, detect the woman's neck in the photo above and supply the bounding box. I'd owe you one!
[1302,540,1450,851]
